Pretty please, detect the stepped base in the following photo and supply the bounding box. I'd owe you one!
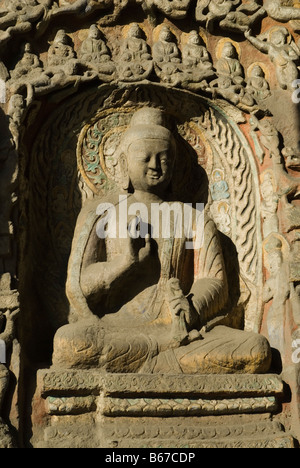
[32,370,295,448]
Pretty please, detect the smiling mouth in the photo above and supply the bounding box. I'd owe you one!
[147,173,161,180]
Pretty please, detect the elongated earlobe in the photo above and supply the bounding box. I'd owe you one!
[119,153,130,191]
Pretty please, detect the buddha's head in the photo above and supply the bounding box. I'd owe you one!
[128,23,143,39]
[54,30,69,45]
[89,24,101,40]
[251,65,264,78]
[118,107,177,197]
[188,31,201,46]
[159,26,173,43]
[222,42,237,59]
[24,43,32,54]
[270,28,288,47]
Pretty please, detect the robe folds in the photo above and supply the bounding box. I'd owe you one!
[53,192,271,374]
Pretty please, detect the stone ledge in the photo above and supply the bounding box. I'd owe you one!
[38,370,284,399]
[102,418,284,440]
[38,419,295,449]
[102,396,278,417]
[112,435,296,449]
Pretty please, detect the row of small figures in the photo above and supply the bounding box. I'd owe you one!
[7,23,271,110]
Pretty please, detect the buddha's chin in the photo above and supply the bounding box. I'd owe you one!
[147,178,161,186]
[146,173,167,186]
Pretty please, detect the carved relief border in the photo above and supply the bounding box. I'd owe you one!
[0,0,300,447]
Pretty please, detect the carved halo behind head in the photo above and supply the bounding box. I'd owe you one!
[77,105,209,204]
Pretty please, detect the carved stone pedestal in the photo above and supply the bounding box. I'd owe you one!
[32,371,295,448]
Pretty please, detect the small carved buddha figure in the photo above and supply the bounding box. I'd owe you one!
[182,30,215,86]
[153,25,181,66]
[210,170,230,202]
[119,23,152,81]
[52,107,271,374]
[46,29,79,82]
[245,27,299,90]
[48,30,75,66]
[80,25,111,63]
[246,65,271,103]
[213,41,255,107]
[79,24,115,79]
[153,25,182,85]
[11,43,42,80]
[47,30,78,74]
[121,23,152,63]
[183,31,211,68]
[216,41,244,86]
[10,43,50,96]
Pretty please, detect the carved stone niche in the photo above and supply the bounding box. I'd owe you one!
[20,83,293,448]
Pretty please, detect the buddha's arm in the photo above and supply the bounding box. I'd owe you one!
[153,43,164,62]
[81,254,135,303]
[80,228,134,306]
[244,30,270,54]
[80,40,90,55]
[80,226,152,309]
[189,217,228,328]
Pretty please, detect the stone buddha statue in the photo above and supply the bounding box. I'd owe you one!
[152,26,182,85]
[48,30,76,68]
[52,107,271,374]
[118,23,153,82]
[80,25,111,64]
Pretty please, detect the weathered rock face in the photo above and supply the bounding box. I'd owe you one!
[0,0,300,449]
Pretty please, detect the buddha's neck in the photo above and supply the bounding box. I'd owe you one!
[133,190,165,205]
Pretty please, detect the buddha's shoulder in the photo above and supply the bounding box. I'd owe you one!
[79,191,128,215]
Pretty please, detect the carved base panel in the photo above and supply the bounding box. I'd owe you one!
[38,417,295,449]
[32,370,295,448]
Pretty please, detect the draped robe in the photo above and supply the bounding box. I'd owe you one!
[53,193,271,374]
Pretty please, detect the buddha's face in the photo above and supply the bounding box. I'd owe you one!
[89,27,100,39]
[160,29,172,42]
[271,31,286,47]
[55,34,68,45]
[129,25,141,38]
[222,43,235,58]
[252,66,263,78]
[189,33,200,45]
[126,137,175,195]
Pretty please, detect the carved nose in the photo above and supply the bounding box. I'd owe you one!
[148,155,160,170]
